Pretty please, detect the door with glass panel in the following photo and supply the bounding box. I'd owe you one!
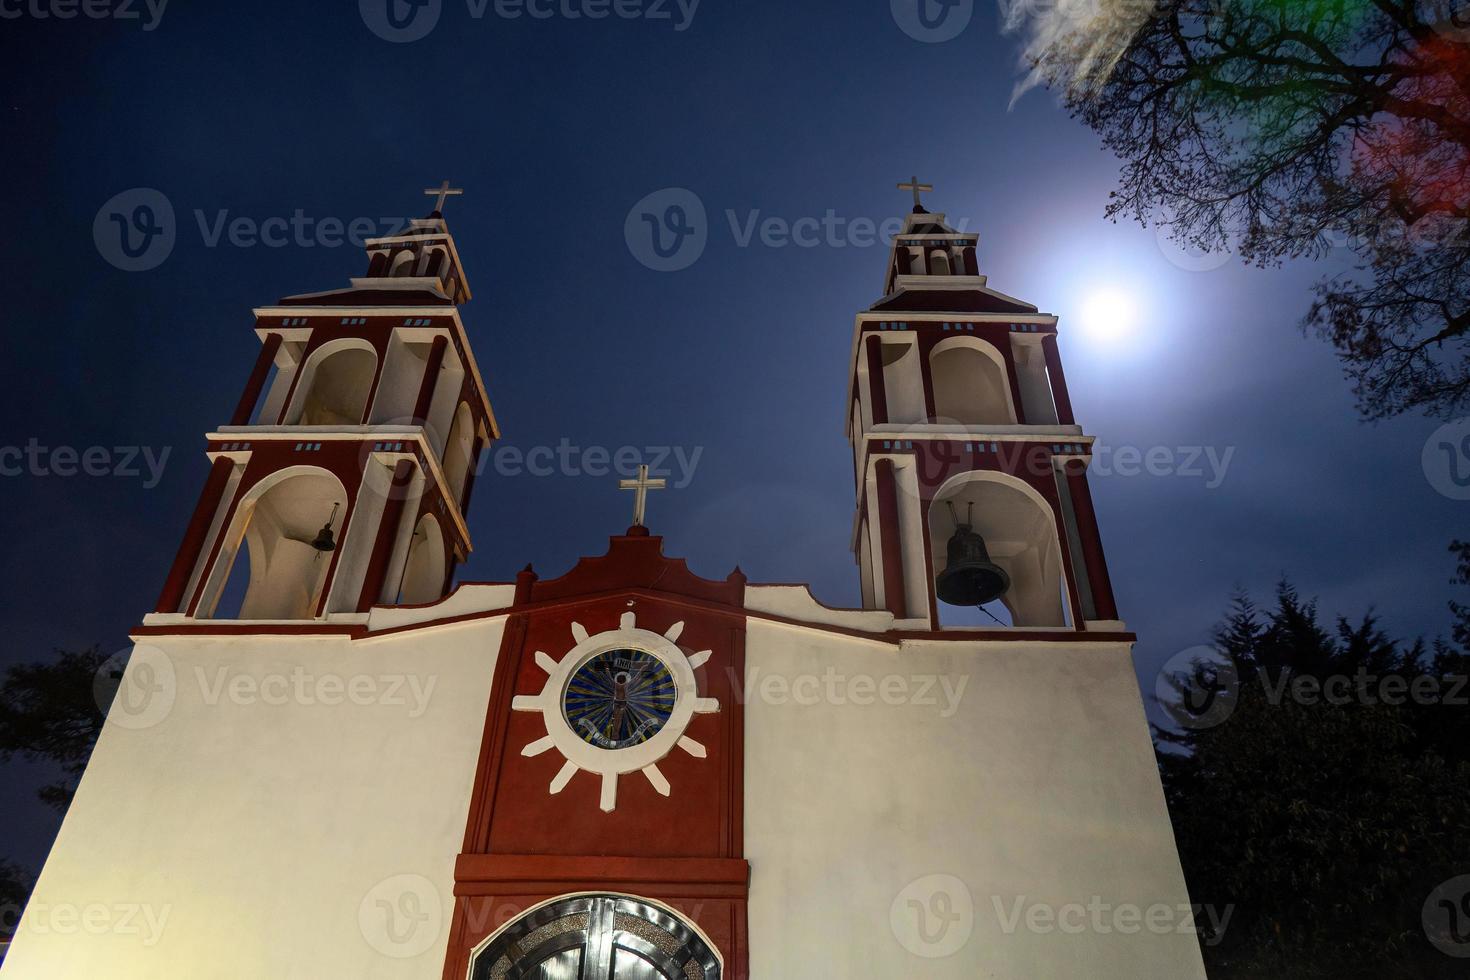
[471,894,721,980]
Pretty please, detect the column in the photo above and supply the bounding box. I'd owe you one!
[413,335,449,427]
[155,456,235,613]
[864,334,888,425]
[1064,460,1118,621]
[229,333,282,426]
[355,459,417,613]
[875,459,908,619]
[1042,334,1075,426]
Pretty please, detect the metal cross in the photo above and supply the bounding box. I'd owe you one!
[424,180,464,212]
[619,465,667,527]
[897,175,934,209]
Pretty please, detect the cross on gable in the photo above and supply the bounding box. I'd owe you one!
[618,465,667,527]
[424,180,464,213]
[898,175,934,209]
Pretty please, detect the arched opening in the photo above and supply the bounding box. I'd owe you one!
[204,468,348,621]
[929,338,1016,426]
[471,894,721,980]
[397,513,446,605]
[288,341,377,426]
[928,471,1070,628]
[442,402,475,507]
[422,247,447,279]
[389,248,417,277]
[366,250,389,276]
[928,249,952,275]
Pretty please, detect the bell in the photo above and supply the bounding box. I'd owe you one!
[309,504,340,553]
[309,522,337,553]
[935,502,1010,607]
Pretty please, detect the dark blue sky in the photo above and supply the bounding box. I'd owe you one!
[0,0,1461,868]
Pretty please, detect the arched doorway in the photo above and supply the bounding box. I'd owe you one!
[929,338,1016,426]
[287,341,377,427]
[928,470,1070,628]
[397,513,446,605]
[442,401,476,507]
[470,894,721,980]
[203,467,348,620]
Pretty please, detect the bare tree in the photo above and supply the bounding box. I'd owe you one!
[1009,0,1470,418]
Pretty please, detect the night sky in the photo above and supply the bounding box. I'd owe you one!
[0,1,1460,870]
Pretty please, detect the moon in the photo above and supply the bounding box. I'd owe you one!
[1080,287,1138,342]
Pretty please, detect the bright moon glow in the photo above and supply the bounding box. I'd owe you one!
[1080,287,1137,341]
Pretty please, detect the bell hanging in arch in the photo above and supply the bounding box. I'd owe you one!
[309,503,340,554]
[935,500,1011,607]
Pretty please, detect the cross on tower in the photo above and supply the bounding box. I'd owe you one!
[619,465,666,528]
[424,180,464,213]
[898,175,934,210]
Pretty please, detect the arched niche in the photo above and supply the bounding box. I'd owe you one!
[442,401,475,507]
[470,893,721,980]
[206,467,348,620]
[389,248,417,277]
[398,512,447,605]
[928,248,952,275]
[287,339,377,427]
[928,469,1069,628]
[928,336,1016,427]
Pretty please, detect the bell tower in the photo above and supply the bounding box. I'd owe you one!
[847,182,1120,630]
[148,186,498,624]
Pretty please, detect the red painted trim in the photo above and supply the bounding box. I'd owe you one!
[185,473,248,618]
[864,334,888,425]
[413,335,449,426]
[155,456,235,613]
[1065,461,1119,620]
[723,623,746,857]
[453,855,750,895]
[355,459,416,613]
[459,434,484,512]
[230,333,282,426]
[460,613,528,854]
[874,459,908,619]
[919,497,939,627]
[1042,334,1075,425]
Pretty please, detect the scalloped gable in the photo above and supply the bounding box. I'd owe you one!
[527,526,746,607]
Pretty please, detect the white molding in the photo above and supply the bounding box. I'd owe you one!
[249,308,499,440]
[206,428,475,551]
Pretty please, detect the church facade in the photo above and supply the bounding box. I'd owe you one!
[1,187,1206,978]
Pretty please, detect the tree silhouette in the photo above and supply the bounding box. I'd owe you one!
[1155,574,1470,976]
[0,646,111,811]
[1009,0,1470,418]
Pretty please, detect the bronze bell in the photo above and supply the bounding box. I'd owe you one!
[935,501,1010,607]
[309,503,340,553]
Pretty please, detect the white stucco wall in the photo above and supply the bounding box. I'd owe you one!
[743,620,1207,979]
[1,618,504,980]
